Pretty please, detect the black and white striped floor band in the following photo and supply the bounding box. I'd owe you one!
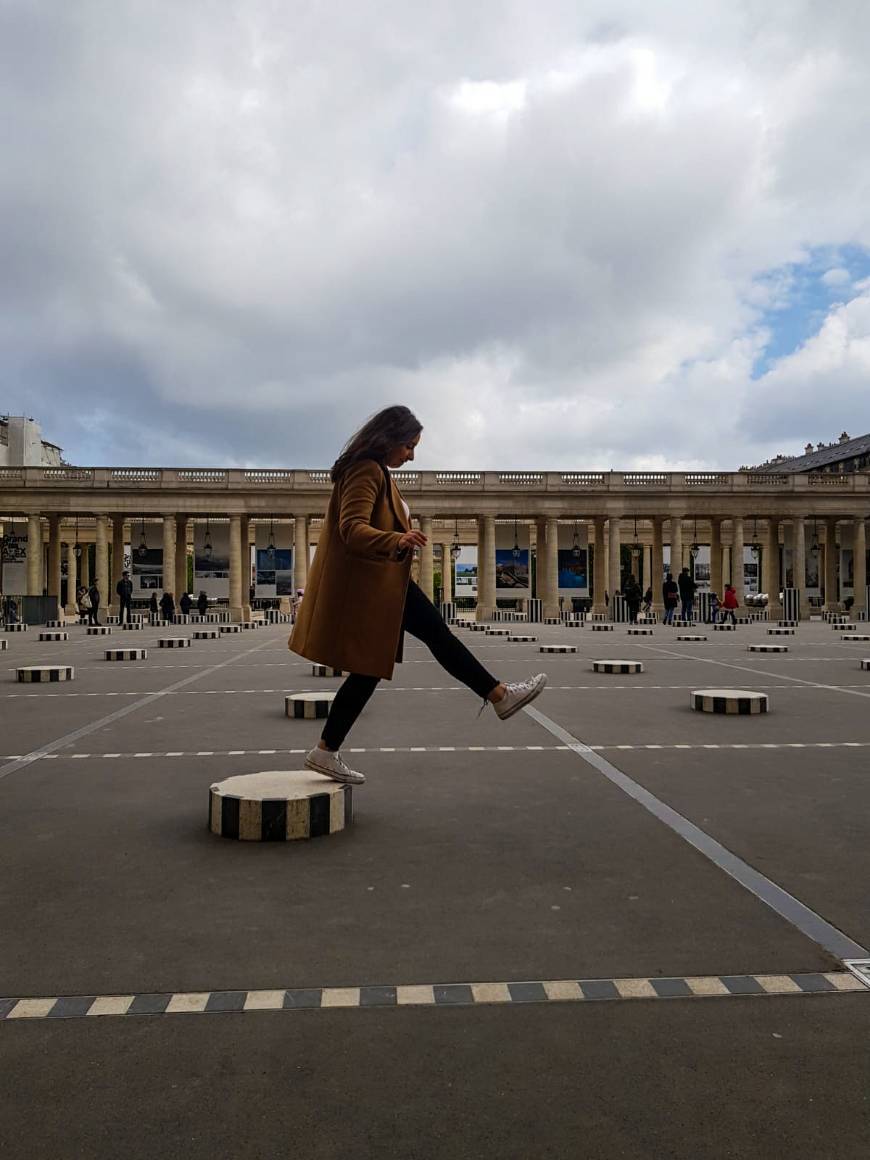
[843,635,870,642]
[2,970,865,1022]
[768,628,795,635]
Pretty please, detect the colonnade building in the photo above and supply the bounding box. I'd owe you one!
[2,464,868,622]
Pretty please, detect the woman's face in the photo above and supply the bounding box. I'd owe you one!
[386,432,421,469]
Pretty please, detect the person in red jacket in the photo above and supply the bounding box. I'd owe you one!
[720,584,739,624]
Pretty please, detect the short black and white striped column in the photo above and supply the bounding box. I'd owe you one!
[87,626,113,635]
[691,689,768,714]
[627,627,653,636]
[17,666,74,683]
[0,640,6,651]
[540,645,576,654]
[220,625,242,634]
[544,617,562,625]
[312,664,344,678]
[767,627,794,636]
[749,644,788,653]
[4,622,27,632]
[713,623,736,632]
[158,638,191,648]
[38,631,68,642]
[508,635,537,643]
[777,620,798,628]
[562,620,583,629]
[172,615,191,624]
[209,772,352,841]
[45,620,65,628]
[842,634,870,642]
[591,624,614,632]
[285,692,335,719]
[468,623,488,632]
[105,648,147,661]
[106,616,120,625]
[121,622,144,631]
[193,630,219,640]
[485,628,510,636]
[677,634,707,642]
[593,660,644,674]
[240,622,260,630]
[832,623,857,632]
[860,660,870,671]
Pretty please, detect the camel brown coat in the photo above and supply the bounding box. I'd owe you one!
[288,459,413,679]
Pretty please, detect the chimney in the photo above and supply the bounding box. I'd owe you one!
[805,443,813,455]
[839,431,850,443]
[817,442,825,451]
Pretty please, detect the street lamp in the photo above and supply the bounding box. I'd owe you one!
[689,517,699,562]
[810,518,820,558]
[266,516,276,564]
[572,520,583,559]
[203,517,213,562]
[749,517,761,561]
[136,516,148,560]
[512,518,521,561]
[73,516,82,559]
[450,518,461,562]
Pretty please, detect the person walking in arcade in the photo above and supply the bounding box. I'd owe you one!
[289,405,548,785]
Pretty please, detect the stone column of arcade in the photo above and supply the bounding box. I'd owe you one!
[592,516,606,615]
[229,515,243,621]
[419,516,434,601]
[162,516,176,610]
[240,515,251,621]
[763,518,783,619]
[95,515,109,613]
[607,516,621,617]
[534,517,547,609]
[544,516,560,619]
[175,517,188,603]
[293,515,309,595]
[731,517,745,607]
[669,517,683,585]
[110,517,125,614]
[823,517,839,611]
[476,515,496,621]
[27,514,42,596]
[853,517,867,618]
[440,542,453,604]
[48,514,62,614]
[65,540,77,615]
[651,516,664,615]
[793,516,807,619]
[710,517,723,597]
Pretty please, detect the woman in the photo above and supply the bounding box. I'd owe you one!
[662,572,679,625]
[197,591,209,618]
[289,405,547,785]
[720,583,739,625]
[149,592,159,622]
[159,590,175,622]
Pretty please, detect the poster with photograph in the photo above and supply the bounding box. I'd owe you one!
[495,548,529,589]
[254,524,294,598]
[454,547,477,596]
[194,523,230,599]
[557,548,587,588]
[0,531,28,595]
[132,545,163,595]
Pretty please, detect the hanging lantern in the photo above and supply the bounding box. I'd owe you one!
[450,517,461,561]
[73,516,82,559]
[572,520,582,560]
[809,518,820,557]
[266,516,276,563]
[136,516,148,560]
[512,518,521,561]
[203,517,213,562]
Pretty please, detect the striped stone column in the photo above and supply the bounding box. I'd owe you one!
[48,515,62,606]
[27,514,42,596]
[710,517,722,596]
[731,517,745,607]
[95,515,109,608]
[419,516,434,601]
[824,517,839,610]
[793,516,807,619]
[592,517,606,614]
[111,518,126,614]
[853,517,867,617]
[162,515,176,600]
[229,515,243,621]
[544,517,559,619]
[293,515,309,594]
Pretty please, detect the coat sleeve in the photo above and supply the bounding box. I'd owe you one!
[338,461,406,561]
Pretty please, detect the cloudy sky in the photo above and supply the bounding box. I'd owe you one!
[4,0,870,470]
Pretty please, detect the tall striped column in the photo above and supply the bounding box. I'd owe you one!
[476,515,496,621]
[440,542,453,604]
[27,514,42,596]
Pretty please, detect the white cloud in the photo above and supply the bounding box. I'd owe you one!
[2,0,870,468]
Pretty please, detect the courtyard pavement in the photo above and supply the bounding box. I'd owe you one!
[1,616,869,1158]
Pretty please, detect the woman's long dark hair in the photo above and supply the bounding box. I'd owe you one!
[330,405,423,483]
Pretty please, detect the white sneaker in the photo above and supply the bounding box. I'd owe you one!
[492,673,548,720]
[305,747,366,785]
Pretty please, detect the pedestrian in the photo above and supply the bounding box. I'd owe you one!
[721,584,739,625]
[662,572,679,625]
[4,596,18,624]
[116,570,134,624]
[180,592,192,616]
[289,404,548,784]
[197,590,208,618]
[622,574,642,624]
[87,581,101,625]
[149,592,159,623]
[78,585,91,623]
[159,590,175,622]
[642,586,653,615]
[678,567,696,622]
[708,591,720,624]
[291,588,304,623]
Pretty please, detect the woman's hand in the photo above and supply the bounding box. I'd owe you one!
[397,530,428,552]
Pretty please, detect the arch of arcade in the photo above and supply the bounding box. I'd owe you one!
[1,465,867,621]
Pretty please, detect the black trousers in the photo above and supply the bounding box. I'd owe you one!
[119,599,132,624]
[321,581,500,750]
[88,606,99,625]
